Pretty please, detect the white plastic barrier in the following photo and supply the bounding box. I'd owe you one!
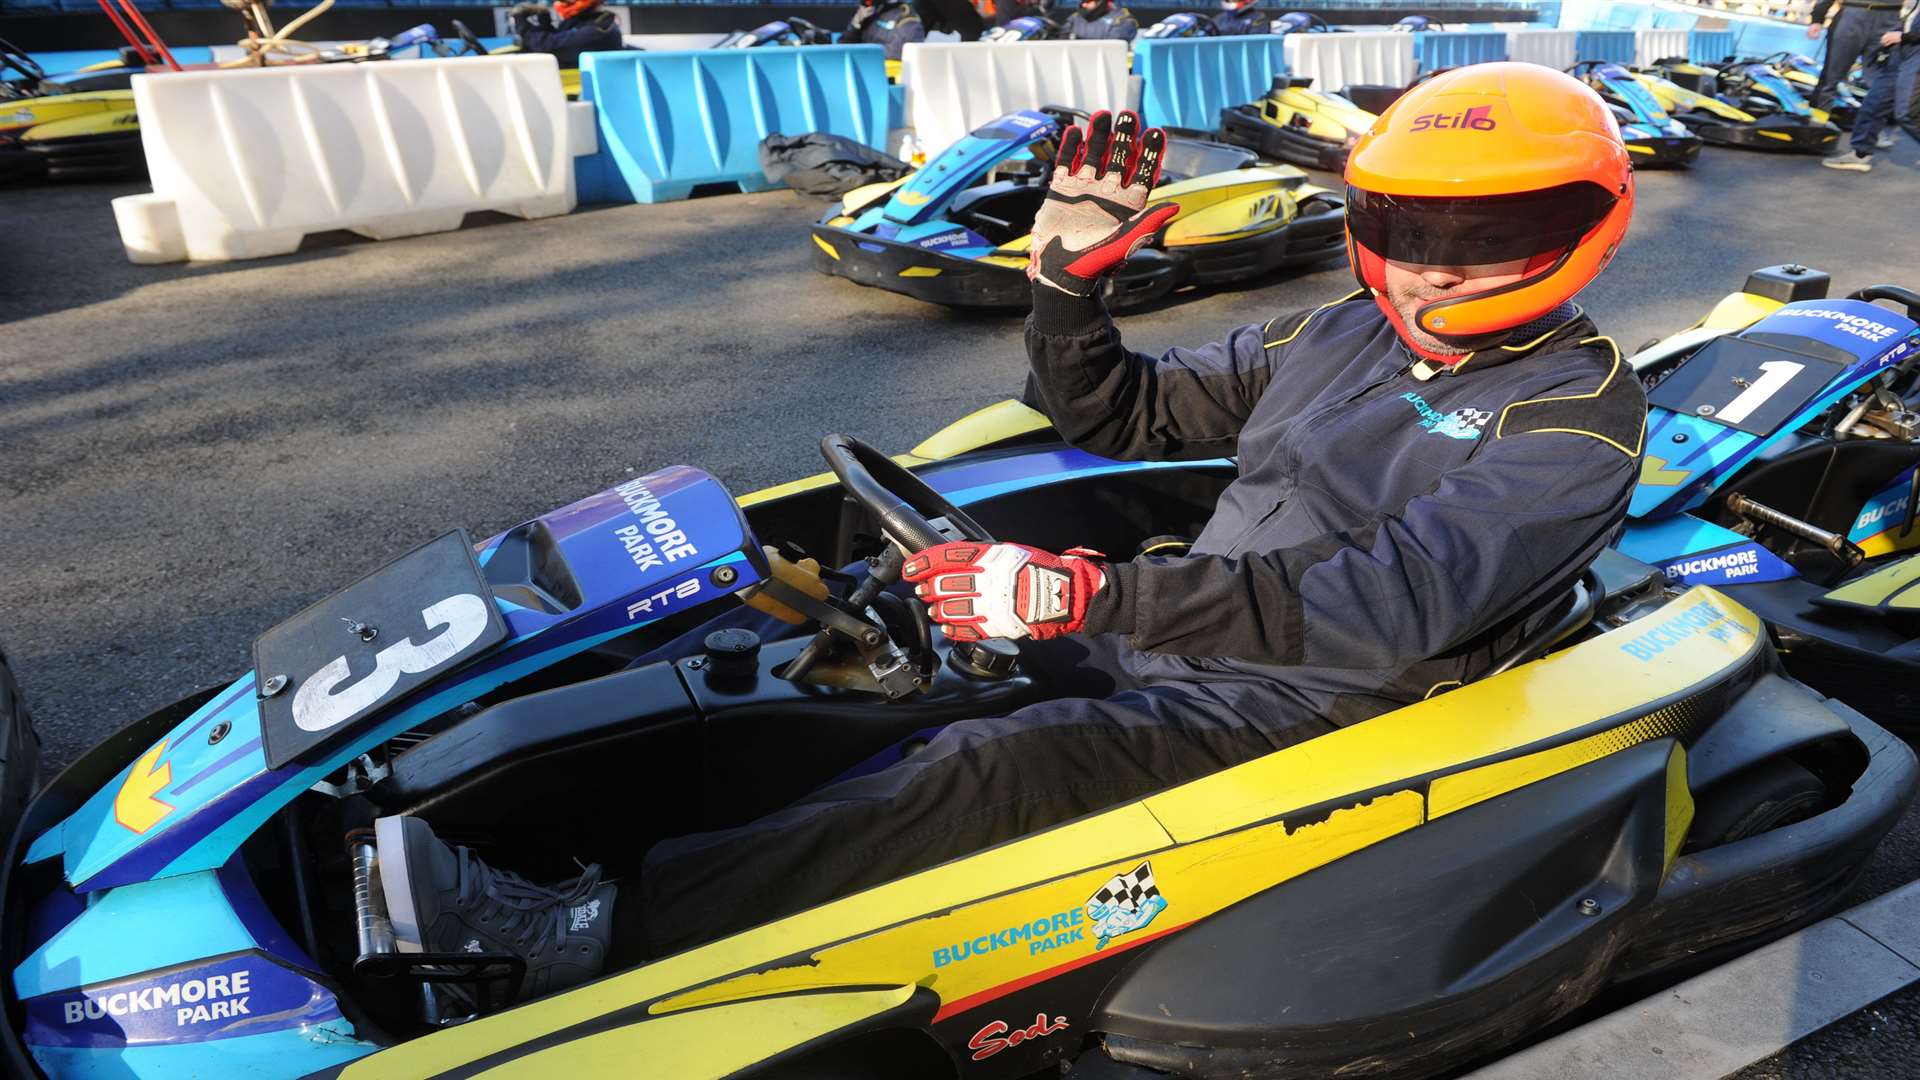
[113,55,596,264]
[899,40,1130,157]
[1506,28,1578,70]
[1635,27,1690,66]
[623,33,729,51]
[1283,32,1416,93]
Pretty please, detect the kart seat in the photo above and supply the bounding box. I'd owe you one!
[1483,567,1605,678]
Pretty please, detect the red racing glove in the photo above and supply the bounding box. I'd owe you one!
[1028,109,1179,298]
[902,541,1108,642]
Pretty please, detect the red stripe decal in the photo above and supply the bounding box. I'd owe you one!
[931,919,1191,1023]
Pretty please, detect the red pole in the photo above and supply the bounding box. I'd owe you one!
[116,0,183,71]
[95,0,159,68]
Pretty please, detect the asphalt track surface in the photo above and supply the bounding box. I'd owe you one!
[2,140,1916,1076]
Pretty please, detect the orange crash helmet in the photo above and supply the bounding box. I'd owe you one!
[1343,63,1633,360]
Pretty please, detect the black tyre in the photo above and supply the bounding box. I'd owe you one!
[0,645,43,847]
[1690,758,1828,850]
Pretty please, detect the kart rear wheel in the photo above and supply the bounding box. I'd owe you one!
[0,645,43,848]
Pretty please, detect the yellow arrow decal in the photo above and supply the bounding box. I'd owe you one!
[1640,455,1691,487]
[114,740,175,835]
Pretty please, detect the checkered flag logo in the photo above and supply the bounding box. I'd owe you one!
[1089,861,1159,913]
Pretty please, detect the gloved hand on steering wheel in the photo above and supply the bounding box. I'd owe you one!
[903,541,1108,642]
[1028,109,1179,298]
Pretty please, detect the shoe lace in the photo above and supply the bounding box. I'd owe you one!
[454,849,604,955]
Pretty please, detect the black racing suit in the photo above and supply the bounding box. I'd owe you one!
[1210,6,1271,35]
[636,289,1645,958]
[512,7,622,69]
[848,1,928,59]
[1067,6,1139,40]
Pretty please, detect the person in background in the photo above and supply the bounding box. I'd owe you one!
[1067,0,1138,40]
[1212,0,1273,35]
[1824,5,1920,170]
[1808,0,1905,111]
[848,0,928,58]
[508,0,622,69]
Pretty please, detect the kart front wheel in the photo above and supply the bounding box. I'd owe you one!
[1690,757,1828,848]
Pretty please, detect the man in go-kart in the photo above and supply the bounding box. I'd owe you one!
[374,65,1649,1002]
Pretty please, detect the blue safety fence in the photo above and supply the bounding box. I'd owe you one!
[1134,35,1289,133]
[1687,28,1733,62]
[1413,30,1507,71]
[1573,28,1635,62]
[1554,0,1824,64]
[576,44,888,204]
[1730,17,1823,61]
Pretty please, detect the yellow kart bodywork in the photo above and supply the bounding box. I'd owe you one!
[329,576,1766,1078]
[0,91,138,138]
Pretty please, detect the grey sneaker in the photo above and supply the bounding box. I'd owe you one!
[376,815,616,1004]
[1877,129,1899,150]
[1822,149,1873,171]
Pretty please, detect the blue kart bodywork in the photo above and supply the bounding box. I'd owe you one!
[1573,61,1702,167]
[1616,287,1920,729]
[0,432,1241,1079]
[809,108,1346,309]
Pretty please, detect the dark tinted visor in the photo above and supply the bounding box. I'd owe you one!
[1346,181,1618,268]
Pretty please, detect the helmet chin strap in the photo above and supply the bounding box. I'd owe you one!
[1371,291,1478,365]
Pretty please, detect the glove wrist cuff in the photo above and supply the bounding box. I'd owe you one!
[1029,287,1109,336]
[1080,559,1134,637]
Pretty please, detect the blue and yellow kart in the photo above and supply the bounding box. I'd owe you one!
[1570,59,1702,167]
[1639,57,1843,153]
[1620,265,1920,733]
[3,355,1917,1077]
[810,108,1347,310]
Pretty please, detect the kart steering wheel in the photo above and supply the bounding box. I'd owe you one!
[450,20,489,57]
[0,38,46,84]
[820,434,992,552]
[1848,285,1920,323]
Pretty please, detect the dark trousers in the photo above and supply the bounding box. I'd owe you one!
[1853,43,1920,153]
[631,612,1337,958]
[1817,6,1903,111]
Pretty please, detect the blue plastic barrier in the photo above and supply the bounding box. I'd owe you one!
[1688,28,1734,62]
[1732,18,1825,62]
[1651,9,1700,29]
[1134,36,1290,134]
[576,44,889,204]
[1414,30,1508,72]
[1574,29,1636,62]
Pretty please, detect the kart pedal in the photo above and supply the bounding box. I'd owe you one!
[349,830,527,1013]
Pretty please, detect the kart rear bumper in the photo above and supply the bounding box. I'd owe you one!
[810,202,1346,310]
[1217,105,1350,173]
[1624,135,1703,167]
[1687,113,1842,153]
[809,226,1035,308]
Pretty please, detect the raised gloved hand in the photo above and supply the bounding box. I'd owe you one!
[509,2,553,31]
[1028,109,1179,298]
[902,541,1107,642]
